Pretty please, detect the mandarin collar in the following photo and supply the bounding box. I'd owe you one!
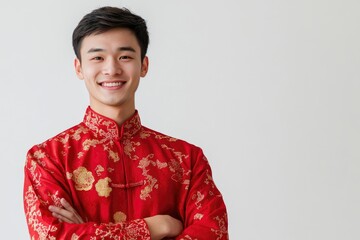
[83,106,142,140]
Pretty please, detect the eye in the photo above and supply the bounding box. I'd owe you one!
[91,56,103,61]
[119,56,132,60]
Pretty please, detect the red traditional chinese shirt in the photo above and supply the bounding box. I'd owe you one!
[24,107,228,239]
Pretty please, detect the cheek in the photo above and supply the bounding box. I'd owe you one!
[82,65,99,80]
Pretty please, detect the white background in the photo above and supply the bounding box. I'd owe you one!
[1,0,359,239]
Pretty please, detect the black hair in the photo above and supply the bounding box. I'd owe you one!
[72,6,149,61]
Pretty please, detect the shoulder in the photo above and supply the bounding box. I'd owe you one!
[27,122,87,156]
[140,125,204,156]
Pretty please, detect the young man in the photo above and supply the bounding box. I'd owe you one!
[23,6,228,239]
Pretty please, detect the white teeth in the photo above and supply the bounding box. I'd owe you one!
[102,82,123,87]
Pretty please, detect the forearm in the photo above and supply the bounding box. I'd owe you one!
[24,184,151,239]
[175,149,229,239]
[48,200,182,240]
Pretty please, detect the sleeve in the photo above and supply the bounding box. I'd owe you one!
[176,148,229,240]
[23,145,151,240]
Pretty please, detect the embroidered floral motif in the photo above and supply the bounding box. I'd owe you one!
[113,211,127,223]
[33,150,45,160]
[95,165,105,176]
[69,167,95,191]
[30,149,47,167]
[108,150,120,162]
[95,177,112,197]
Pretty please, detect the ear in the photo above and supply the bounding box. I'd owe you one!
[74,58,84,80]
[140,56,149,77]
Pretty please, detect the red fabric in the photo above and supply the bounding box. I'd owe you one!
[24,107,228,239]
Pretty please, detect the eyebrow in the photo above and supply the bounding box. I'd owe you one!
[87,47,136,54]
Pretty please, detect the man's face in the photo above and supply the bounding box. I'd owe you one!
[75,28,148,113]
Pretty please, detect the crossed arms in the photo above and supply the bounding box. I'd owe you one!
[24,145,228,239]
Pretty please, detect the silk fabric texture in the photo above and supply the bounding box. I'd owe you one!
[24,107,228,239]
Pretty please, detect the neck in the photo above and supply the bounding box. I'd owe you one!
[90,103,135,126]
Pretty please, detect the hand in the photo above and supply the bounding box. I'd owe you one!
[144,215,183,240]
[48,198,84,224]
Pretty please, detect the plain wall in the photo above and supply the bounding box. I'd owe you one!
[1,0,359,239]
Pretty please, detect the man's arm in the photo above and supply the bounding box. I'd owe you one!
[175,148,229,239]
[49,198,183,240]
[45,148,227,239]
[24,145,181,239]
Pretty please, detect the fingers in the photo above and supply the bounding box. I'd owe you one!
[60,198,84,223]
[48,198,84,224]
[49,206,73,223]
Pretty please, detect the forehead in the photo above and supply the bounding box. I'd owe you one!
[80,28,140,53]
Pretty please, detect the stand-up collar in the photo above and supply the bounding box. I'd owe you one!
[83,106,142,140]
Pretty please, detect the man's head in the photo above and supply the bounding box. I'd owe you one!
[72,6,149,62]
[73,6,150,122]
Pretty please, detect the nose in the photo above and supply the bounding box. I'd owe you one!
[102,58,121,76]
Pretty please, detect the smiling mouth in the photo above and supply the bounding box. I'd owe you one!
[99,81,126,87]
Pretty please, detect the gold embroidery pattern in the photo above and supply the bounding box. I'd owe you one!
[211,213,228,240]
[48,191,62,208]
[204,169,215,187]
[72,126,89,141]
[71,233,80,240]
[194,213,204,220]
[122,113,142,139]
[29,160,42,189]
[95,165,105,176]
[113,211,127,223]
[30,149,47,167]
[83,108,146,163]
[83,139,100,151]
[138,154,159,200]
[95,177,112,197]
[122,139,140,160]
[141,129,178,142]
[57,134,70,145]
[84,110,118,139]
[24,186,57,240]
[108,150,119,162]
[161,144,191,189]
[33,150,45,160]
[92,220,149,239]
[168,159,185,182]
[71,233,79,240]
[192,191,205,209]
[69,167,95,191]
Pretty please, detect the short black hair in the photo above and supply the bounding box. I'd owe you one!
[72,6,149,61]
